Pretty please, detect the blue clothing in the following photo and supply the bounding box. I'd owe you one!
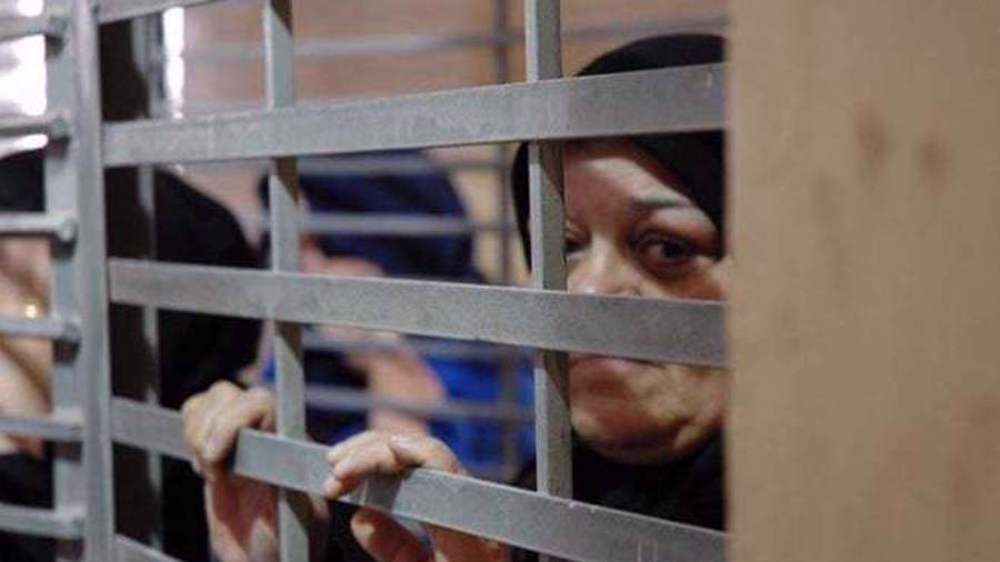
[262,349,535,471]
[258,150,535,472]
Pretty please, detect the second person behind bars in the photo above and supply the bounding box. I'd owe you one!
[181,34,728,562]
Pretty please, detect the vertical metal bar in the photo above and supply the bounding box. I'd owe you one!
[491,0,521,482]
[130,14,164,549]
[46,0,115,559]
[525,5,572,561]
[264,0,309,560]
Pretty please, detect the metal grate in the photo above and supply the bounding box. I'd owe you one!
[0,1,727,561]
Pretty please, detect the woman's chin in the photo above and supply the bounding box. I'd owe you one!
[571,406,679,464]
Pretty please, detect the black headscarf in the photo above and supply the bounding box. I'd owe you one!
[511,34,725,265]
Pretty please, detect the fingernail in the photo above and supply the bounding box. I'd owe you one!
[332,460,351,479]
[389,435,417,447]
[322,477,342,498]
[352,519,374,541]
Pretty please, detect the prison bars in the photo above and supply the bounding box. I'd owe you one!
[0,0,729,559]
[46,0,117,559]
[111,397,725,562]
[0,212,77,241]
[109,260,727,368]
[260,0,311,558]
[178,14,728,62]
[103,64,724,166]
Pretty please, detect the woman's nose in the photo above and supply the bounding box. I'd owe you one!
[567,245,640,297]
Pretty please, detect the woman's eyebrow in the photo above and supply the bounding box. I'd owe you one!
[627,194,690,213]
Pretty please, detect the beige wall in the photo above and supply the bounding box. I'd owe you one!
[729,1,1000,561]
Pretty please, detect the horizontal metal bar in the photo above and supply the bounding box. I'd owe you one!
[104,65,725,166]
[0,314,81,341]
[167,154,504,175]
[0,14,66,42]
[97,0,253,23]
[0,212,77,242]
[115,536,182,562]
[303,331,530,362]
[111,399,725,562]
[256,213,513,237]
[180,15,728,62]
[304,384,533,423]
[0,414,81,441]
[109,260,727,367]
[0,502,83,539]
[0,113,70,139]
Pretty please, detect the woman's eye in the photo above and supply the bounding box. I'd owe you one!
[565,237,584,255]
[636,233,696,269]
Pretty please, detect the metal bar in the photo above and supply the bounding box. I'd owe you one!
[111,399,726,562]
[263,0,310,558]
[46,0,116,558]
[0,112,70,138]
[256,213,513,237]
[492,0,522,482]
[0,414,81,441]
[109,260,727,367]
[302,331,530,362]
[0,503,84,540]
[0,212,77,242]
[97,0,250,24]
[114,536,183,562]
[0,314,80,341]
[304,384,533,423]
[164,155,502,176]
[103,65,726,166]
[525,7,572,562]
[178,15,729,62]
[0,14,66,42]
[129,13,165,550]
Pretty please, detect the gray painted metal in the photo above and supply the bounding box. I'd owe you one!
[0,414,81,441]
[103,65,726,166]
[179,15,728,62]
[130,13,166,549]
[0,503,83,540]
[0,314,80,341]
[108,260,728,367]
[0,14,65,42]
[97,0,243,23]
[525,6,572,562]
[302,331,530,362]
[114,536,183,562]
[257,213,513,237]
[0,212,77,242]
[111,399,726,562]
[0,113,70,138]
[169,154,503,175]
[263,0,310,558]
[45,0,116,559]
[304,384,533,423]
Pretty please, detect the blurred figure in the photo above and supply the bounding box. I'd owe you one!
[258,151,534,472]
[0,149,261,561]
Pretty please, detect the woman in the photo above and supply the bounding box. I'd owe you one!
[182,33,727,562]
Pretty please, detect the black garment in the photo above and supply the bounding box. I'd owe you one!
[511,435,725,562]
[0,454,53,562]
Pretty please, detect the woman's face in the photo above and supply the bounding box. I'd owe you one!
[563,139,729,464]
